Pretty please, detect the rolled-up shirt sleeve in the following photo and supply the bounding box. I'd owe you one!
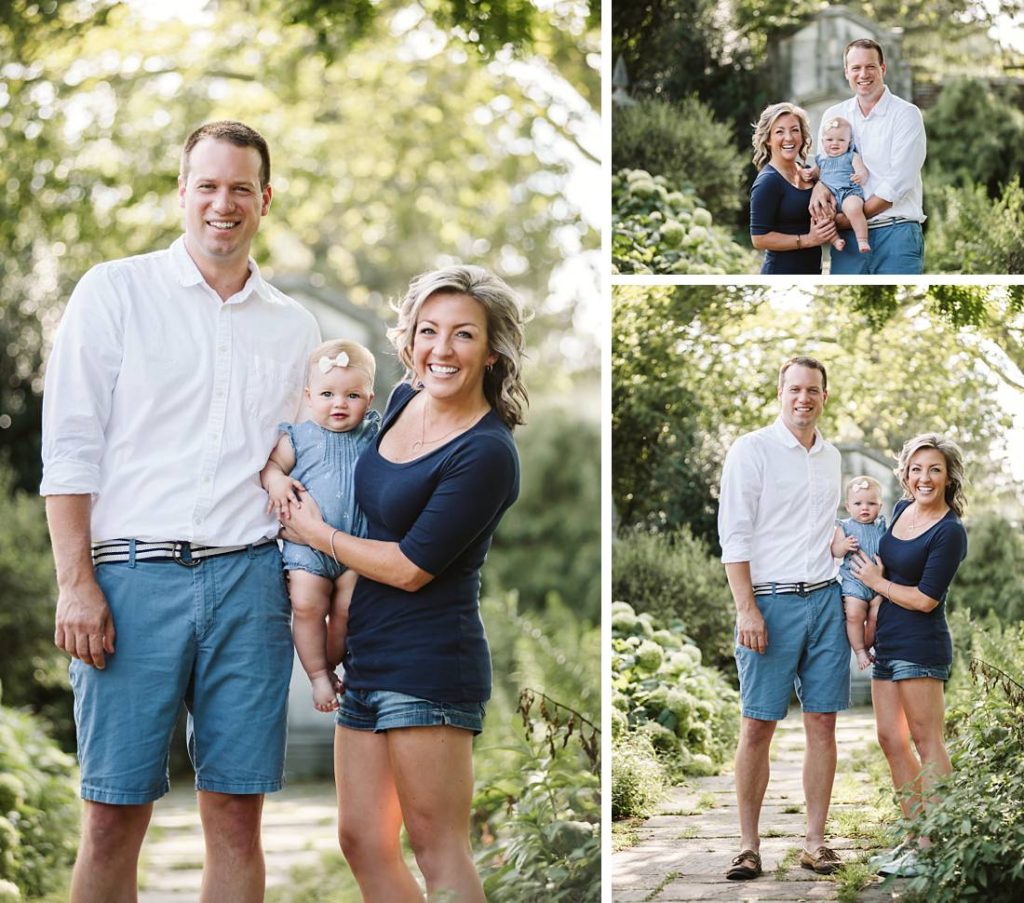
[40,265,126,496]
[718,437,761,563]
[399,434,518,577]
[871,104,926,204]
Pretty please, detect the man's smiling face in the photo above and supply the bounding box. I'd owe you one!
[844,46,886,105]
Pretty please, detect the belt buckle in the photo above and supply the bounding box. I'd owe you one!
[795,581,810,596]
[172,541,202,568]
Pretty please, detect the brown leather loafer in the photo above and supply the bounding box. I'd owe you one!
[800,845,842,874]
[726,849,762,880]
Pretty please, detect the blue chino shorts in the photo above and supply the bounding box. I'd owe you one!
[872,658,951,682]
[735,582,851,721]
[71,542,293,804]
[830,221,924,275]
[336,688,486,735]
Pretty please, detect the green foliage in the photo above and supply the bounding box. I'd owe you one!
[476,690,599,902]
[0,467,72,749]
[612,169,757,274]
[612,97,746,223]
[612,529,736,674]
[949,514,1024,622]
[486,408,600,623]
[925,178,1024,274]
[611,730,667,820]
[900,617,1024,901]
[923,79,1024,198]
[0,694,79,896]
[612,602,740,780]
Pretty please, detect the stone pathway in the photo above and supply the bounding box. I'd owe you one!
[613,707,907,902]
[138,782,340,901]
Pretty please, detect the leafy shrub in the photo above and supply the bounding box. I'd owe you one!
[476,691,599,902]
[611,731,666,820]
[612,602,739,779]
[613,96,746,223]
[612,169,758,275]
[948,514,1024,622]
[923,78,1024,197]
[899,617,1024,900]
[0,691,79,896]
[925,178,1024,274]
[613,527,736,674]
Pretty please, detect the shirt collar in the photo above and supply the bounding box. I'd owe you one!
[772,416,824,453]
[169,235,269,304]
[853,85,893,121]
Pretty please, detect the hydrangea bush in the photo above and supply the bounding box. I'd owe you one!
[611,169,757,275]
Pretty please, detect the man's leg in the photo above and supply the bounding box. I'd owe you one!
[802,711,838,850]
[197,791,265,903]
[866,222,924,275]
[70,801,152,903]
[735,716,777,855]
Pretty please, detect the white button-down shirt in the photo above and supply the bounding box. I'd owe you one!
[718,417,841,585]
[41,237,321,544]
[819,87,926,224]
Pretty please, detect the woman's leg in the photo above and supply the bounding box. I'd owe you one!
[897,677,951,812]
[389,725,484,902]
[871,679,923,819]
[288,570,336,710]
[335,726,423,902]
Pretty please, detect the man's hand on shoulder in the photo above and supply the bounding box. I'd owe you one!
[55,577,116,669]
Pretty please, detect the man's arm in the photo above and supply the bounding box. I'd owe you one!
[725,561,767,654]
[46,495,115,669]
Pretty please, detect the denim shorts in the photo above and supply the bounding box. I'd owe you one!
[830,221,924,275]
[336,688,486,735]
[735,582,851,721]
[71,542,293,804]
[872,659,951,682]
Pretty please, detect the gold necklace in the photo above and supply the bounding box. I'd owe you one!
[909,502,944,533]
[411,398,483,452]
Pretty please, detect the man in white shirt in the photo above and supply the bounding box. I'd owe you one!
[811,38,927,274]
[718,357,847,881]
[40,121,320,902]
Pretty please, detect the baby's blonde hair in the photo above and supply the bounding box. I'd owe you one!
[846,475,882,500]
[822,116,853,144]
[307,339,376,389]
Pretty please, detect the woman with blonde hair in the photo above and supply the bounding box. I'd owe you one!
[281,265,527,901]
[850,433,968,878]
[749,101,837,274]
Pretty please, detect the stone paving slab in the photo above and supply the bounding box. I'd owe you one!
[613,707,907,902]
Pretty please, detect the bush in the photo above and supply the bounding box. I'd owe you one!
[892,615,1024,900]
[612,602,739,780]
[611,731,666,820]
[613,527,736,674]
[925,178,1024,274]
[948,514,1024,622]
[613,96,746,223]
[924,78,1024,198]
[0,691,79,896]
[612,169,758,275]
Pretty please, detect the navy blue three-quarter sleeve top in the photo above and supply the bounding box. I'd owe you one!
[344,382,520,703]
[873,499,968,667]
[749,165,822,275]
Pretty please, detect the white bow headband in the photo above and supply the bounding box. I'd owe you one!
[318,352,350,373]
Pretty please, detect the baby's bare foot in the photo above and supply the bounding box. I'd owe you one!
[832,238,846,252]
[311,673,339,712]
[858,240,871,253]
[856,651,873,671]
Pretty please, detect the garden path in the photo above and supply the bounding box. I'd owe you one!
[137,782,339,901]
[613,706,908,902]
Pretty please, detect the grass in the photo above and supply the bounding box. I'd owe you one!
[676,826,698,839]
[773,846,801,880]
[643,870,680,901]
[833,858,876,902]
[781,804,802,814]
[612,818,644,851]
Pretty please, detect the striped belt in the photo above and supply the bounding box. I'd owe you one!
[866,216,918,230]
[752,579,837,597]
[92,537,275,568]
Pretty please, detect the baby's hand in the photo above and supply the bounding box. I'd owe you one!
[851,170,866,186]
[265,474,306,518]
[841,535,859,554]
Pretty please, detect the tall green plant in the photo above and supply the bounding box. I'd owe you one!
[925,178,1024,274]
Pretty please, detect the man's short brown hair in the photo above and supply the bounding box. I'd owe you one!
[778,356,827,392]
[181,121,271,188]
[843,38,885,68]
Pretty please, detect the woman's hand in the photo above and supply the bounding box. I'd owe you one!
[807,216,838,246]
[808,181,835,220]
[278,489,325,546]
[850,550,885,592]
